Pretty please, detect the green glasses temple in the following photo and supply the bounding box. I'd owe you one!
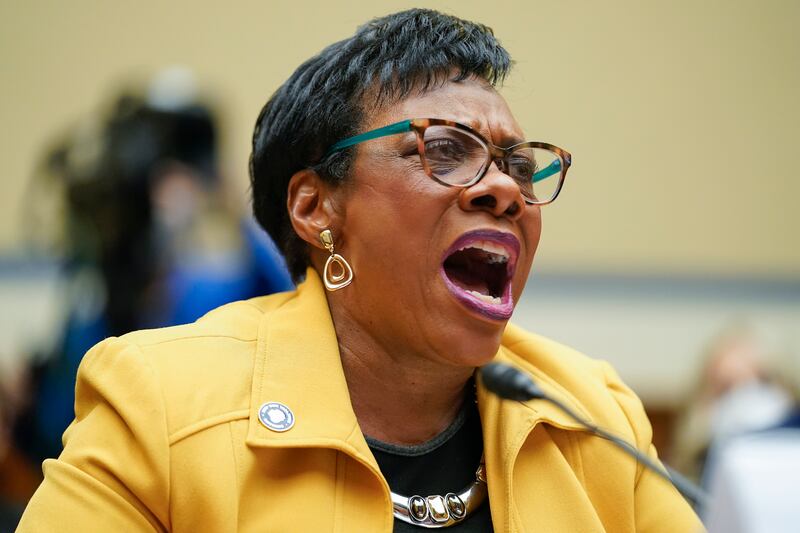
[326,119,561,183]
[328,120,415,152]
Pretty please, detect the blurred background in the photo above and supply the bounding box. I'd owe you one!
[1,0,798,529]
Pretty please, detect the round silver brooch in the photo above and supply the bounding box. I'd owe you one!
[258,402,295,432]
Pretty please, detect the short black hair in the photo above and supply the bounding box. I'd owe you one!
[250,8,512,281]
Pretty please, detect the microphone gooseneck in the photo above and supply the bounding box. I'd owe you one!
[479,362,709,509]
[479,361,546,401]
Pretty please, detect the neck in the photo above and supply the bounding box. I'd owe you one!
[330,302,475,445]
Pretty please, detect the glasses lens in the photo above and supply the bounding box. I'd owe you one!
[422,126,488,185]
[507,146,564,204]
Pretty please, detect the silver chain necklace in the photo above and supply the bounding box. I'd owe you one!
[390,462,487,528]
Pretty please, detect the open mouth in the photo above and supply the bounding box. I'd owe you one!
[441,231,519,320]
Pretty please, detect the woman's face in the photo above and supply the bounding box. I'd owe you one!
[330,77,542,368]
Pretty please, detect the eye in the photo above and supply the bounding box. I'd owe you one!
[508,155,537,181]
[425,138,463,159]
[421,126,487,182]
[424,139,467,175]
[396,136,420,158]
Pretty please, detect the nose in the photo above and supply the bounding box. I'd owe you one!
[458,162,525,219]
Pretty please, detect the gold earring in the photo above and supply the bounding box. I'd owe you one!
[320,229,353,291]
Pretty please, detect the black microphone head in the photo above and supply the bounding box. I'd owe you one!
[480,362,545,401]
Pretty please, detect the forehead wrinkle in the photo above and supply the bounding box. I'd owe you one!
[484,104,526,146]
[453,116,525,149]
[491,128,525,148]
[365,78,525,146]
[442,102,525,148]
[441,82,524,143]
[358,73,487,131]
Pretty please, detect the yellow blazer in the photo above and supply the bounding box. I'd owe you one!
[18,270,702,532]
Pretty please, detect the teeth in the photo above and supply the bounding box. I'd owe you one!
[458,240,510,264]
[465,290,502,305]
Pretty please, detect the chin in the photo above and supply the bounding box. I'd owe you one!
[442,326,505,368]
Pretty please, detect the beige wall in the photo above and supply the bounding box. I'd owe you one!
[1,0,798,278]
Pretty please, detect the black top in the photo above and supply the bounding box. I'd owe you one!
[366,394,493,532]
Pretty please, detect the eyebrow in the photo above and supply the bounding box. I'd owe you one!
[453,117,525,147]
[496,132,525,147]
[480,127,525,148]
[451,117,527,148]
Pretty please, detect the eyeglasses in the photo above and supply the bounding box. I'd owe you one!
[326,118,571,205]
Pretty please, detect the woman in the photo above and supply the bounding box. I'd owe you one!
[18,9,702,532]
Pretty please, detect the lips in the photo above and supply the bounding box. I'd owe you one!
[440,230,520,321]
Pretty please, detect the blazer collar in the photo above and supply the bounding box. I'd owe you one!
[246,269,375,466]
[246,269,592,462]
[476,343,591,458]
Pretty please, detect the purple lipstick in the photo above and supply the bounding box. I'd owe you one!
[440,230,519,321]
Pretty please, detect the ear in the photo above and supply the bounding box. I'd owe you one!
[286,168,340,251]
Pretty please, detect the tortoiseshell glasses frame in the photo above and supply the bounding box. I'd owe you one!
[326,118,572,205]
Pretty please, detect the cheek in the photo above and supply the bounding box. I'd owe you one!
[344,164,447,238]
[520,208,543,269]
[340,187,430,269]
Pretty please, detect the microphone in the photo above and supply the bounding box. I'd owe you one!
[480,362,709,509]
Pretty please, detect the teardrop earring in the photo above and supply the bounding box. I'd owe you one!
[319,229,353,291]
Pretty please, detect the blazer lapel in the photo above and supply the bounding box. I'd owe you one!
[478,346,594,531]
[245,269,378,470]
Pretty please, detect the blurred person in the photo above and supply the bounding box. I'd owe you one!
[0,359,34,531]
[14,69,292,467]
[682,327,800,533]
[18,10,702,532]
[670,324,797,484]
